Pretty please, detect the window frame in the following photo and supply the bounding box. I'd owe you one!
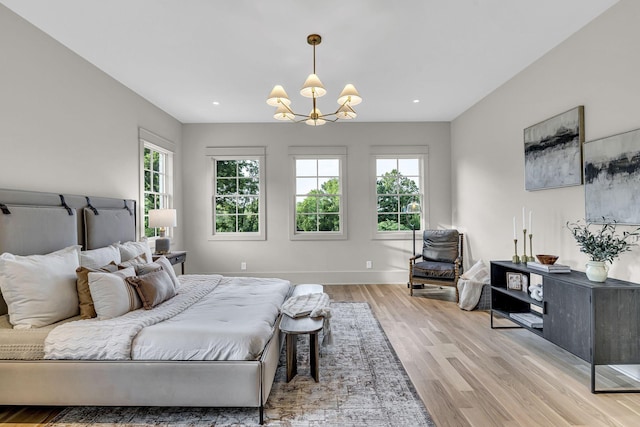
[206,146,266,241]
[139,129,175,244]
[289,146,347,241]
[370,146,428,240]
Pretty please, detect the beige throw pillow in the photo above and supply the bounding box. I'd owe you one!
[88,267,140,320]
[126,268,176,310]
[75,262,119,319]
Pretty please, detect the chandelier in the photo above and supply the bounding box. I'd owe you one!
[266,34,362,126]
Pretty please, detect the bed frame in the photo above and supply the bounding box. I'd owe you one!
[0,188,281,424]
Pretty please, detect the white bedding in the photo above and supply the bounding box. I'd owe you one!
[44,275,292,361]
[132,276,292,360]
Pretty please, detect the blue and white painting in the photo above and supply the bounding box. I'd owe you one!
[585,128,640,224]
[524,106,584,191]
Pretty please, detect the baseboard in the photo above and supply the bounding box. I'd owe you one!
[202,270,410,285]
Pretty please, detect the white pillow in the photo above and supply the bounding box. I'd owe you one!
[0,245,81,329]
[88,267,140,320]
[154,256,179,289]
[115,241,152,263]
[80,245,121,269]
[461,260,490,284]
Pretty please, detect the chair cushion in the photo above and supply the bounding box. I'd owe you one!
[412,260,456,280]
[422,230,459,263]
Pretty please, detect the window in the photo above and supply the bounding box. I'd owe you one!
[371,146,427,239]
[289,146,346,240]
[207,147,265,240]
[140,136,174,240]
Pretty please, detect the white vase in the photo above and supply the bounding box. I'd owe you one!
[585,261,608,282]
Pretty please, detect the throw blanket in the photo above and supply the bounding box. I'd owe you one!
[457,279,485,310]
[44,275,221,360]
[281,292,333,346]
[457,260,491,311]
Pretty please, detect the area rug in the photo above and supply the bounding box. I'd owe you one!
[47,302,435,427]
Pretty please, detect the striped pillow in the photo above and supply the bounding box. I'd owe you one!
[88,267,141,320]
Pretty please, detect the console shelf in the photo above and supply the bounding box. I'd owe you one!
[490,260,640,393]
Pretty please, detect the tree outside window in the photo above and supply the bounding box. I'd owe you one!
[376,158,422,231]
[143,145,171,238]
[214,159,260,233]
[295,158,341,233]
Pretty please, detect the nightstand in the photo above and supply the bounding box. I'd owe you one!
[152,251,187,274]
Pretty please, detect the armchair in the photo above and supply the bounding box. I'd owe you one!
[409,230,464,301]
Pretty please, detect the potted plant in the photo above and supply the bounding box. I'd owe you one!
[566,219,640,282]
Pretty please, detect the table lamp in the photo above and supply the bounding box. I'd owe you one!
[149,209,177,254]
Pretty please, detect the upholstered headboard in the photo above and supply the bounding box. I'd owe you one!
[0,188,137,315]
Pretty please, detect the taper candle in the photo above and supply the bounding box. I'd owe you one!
[513,216,516,239]
[529,211,532,234]
[522,207,526,230]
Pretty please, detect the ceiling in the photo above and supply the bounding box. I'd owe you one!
[1,0,618,124]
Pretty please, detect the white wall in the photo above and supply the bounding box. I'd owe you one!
[451,0,640,283]
[182,122,451,284]
[0,5,184,248]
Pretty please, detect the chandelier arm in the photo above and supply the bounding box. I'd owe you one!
[279,101,295,115]
[329,104,356,116]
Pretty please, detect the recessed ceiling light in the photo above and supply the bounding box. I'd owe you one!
[212,101,220,106]
[413,99,420,103]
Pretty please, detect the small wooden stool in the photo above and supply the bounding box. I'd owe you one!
[280,315,324,382]
[280,283,325,382]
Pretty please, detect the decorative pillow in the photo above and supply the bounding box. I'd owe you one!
[75,262,118,319]
[117,254,149,269]
[88,267,140,320]
[79,245,121,269]
[0,245,81,329]
[134,262,162,276]
[115,241,153,263]
[126,268,176,310]
[461,260,490,284]
[154,256,179,289]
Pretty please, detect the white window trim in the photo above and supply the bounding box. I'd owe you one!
[139,128,175,244]
[288,146,347,241]
[370,145,428,240]
[206,146,266,241]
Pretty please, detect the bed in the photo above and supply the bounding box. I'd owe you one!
[0,188,291,424]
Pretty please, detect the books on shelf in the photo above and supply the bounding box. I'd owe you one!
[527,261,570,273]
[509,312,543,328]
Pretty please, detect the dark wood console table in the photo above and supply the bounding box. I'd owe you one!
[490,260,640,393]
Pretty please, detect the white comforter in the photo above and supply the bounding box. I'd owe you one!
[44,275,292,361]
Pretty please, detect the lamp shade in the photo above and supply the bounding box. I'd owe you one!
[149,209,177,228]
[406,201,421,214]
[274,104,295,121]
[300,74,327,98]
[266,85,291,107]
[337,84,362,106]
[337,104,357,119]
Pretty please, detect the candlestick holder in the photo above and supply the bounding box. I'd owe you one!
[528,234,535,262]
[522,229,528,263]
[512,239,520,264]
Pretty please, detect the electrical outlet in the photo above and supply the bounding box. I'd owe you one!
[240,262,247,270]
[366,260,372,269]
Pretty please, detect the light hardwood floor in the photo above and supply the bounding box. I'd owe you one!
[2,283,640,426]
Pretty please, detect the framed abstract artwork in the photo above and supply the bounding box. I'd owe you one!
[524,106,584,191]
[584,128,640,224]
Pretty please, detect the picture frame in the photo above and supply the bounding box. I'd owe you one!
[584,127,640,224]
[524,106,584,191]
[506,272,523,290]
